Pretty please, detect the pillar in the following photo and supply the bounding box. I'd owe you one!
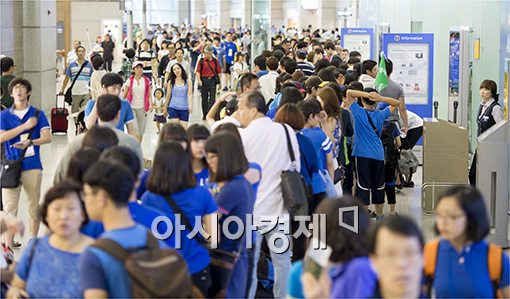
[219,0,231,30]
[320,0,338,31]
[22,0,57,112]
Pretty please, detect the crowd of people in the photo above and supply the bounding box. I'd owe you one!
[0,23,508,298]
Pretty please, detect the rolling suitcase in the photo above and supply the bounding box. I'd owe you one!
[52,95,68,134]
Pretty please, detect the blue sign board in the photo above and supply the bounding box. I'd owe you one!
[382,33,434,120]
[341,28,374,60]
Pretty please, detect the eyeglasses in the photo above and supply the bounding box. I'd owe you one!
[375,249,422,263]
[435,213,466,222]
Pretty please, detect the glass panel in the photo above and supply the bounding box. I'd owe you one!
[251,0,270,62]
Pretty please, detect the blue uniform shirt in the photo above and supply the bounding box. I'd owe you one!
[431,239,510,298]
[223,42,238,65]
[0,106,50,170]
[84,99,135,131]
[141,187,217,274]
[350,103,391,161]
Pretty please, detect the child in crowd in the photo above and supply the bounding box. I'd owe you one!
[151,88,166,133]
[120,48,136,82]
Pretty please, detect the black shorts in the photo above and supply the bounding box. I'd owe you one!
[354,156,385,205]
[224,63,233,74]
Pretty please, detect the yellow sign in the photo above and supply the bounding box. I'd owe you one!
[505,72,508,119]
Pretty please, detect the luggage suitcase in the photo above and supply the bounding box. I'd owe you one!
[52,95,68,134]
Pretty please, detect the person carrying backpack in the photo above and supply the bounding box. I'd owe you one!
[380,120,401,215]
[80,161,192,298]
[423,186,510,298]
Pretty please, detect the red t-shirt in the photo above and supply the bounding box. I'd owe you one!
[196,57,221,78]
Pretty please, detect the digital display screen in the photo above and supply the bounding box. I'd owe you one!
[449,32,460,96]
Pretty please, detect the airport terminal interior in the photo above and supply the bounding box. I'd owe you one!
[0,0,510,298]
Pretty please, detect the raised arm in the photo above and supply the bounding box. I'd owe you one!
[344,89,371,108]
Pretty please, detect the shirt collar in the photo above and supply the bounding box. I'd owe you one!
[98,122,119,131]
[482,98,495,107]
[9,105,31,115]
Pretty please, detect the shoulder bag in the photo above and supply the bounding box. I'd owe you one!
[280,123,309,216]
[64,61,88,105]
[1,110,41,188]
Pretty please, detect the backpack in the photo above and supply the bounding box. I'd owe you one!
[381,122,399,170]
[398,149,419,177]
[91,232,193,298]
[423,239,504,298]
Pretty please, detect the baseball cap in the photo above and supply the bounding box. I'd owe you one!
[132,61,144,69]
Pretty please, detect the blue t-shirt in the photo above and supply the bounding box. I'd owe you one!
[0,106,50,170]
[247,162,262,196]
[266,106,277,120]
[350,103,391,161]
[16,236,82,298]
[223,42,238,65]
[79,225,153,298]
[216,176,254,253]
[300,127,332,194]
[214,46,225,68]
[141,187,217,274]
[256,70,269,78]
[431,239,510,298]
[296,133,319,191]
[136,169,150,199]
[169,84,189,110]
[329,256,377,298]
[287,260,305,298]
[80,220,104,238]
[128,201,174,247]
[195,167,209,187]
[65,60,93,93]
[84,99,135,131]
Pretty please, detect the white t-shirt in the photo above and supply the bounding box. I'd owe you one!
[90,69,106,99]
[12,107,30,119]
[232,62,249,79]
[158,49,169,61]
[401,110,424,130]
[166,59,191,78]
[152,97,165,116]
[125,77,146,109]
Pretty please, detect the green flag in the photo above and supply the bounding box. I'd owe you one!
[374,52,389,92]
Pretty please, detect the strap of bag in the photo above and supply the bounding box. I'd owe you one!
[205,58,218,77]
[68,61,88,91]
[364,109,379,135]
[423,239,440,296]
[280,123,296,164]
[18,109,41,162]
[164,195,196,234]
[91,238,131,262]
[487,243,503,296]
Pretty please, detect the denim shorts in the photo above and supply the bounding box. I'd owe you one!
[168,107,189,121]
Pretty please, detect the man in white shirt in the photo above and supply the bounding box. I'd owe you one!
[239,91,300,299]
[156,31,168,49]
[359,59,377,89]
[164,48,191,84]
[259,56,279,103]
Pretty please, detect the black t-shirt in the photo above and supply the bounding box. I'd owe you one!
[102,40,115,58]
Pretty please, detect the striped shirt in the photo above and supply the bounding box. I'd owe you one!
[296,61,315,76]
[136,50,156,75]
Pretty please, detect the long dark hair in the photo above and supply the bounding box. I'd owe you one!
[205,132,248,183]
[169,63,188,86]
[147,141,196,196]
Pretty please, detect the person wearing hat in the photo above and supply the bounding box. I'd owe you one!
[196,46,222,120]
[122,61,151,141]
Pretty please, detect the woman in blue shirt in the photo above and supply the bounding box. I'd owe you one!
[187,124,211,187]
[205,131,254,298]
[164,63,193,127]
[290,197,376,299]
[141,140,217,296]
[425,186,510,298]
[7,180,93,298]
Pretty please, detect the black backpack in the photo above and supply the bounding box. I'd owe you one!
[381,121,399,170]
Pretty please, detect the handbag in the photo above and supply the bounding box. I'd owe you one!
[1,110,40,188]
[280,123,309,216]
[64,61,88,105]
[164,195,238,298]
